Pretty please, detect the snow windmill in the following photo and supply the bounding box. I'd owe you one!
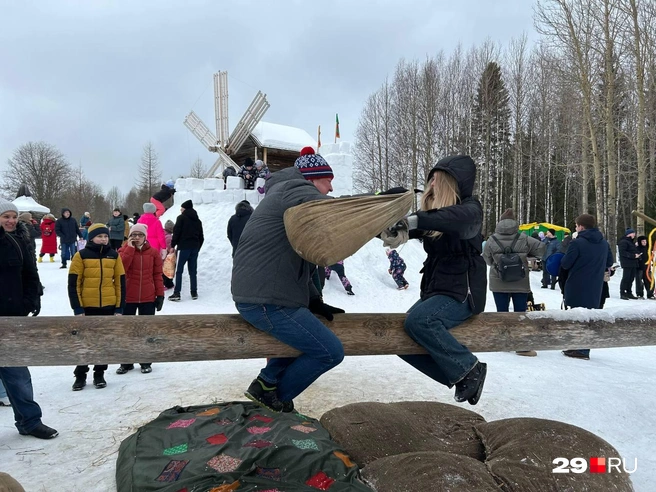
[184,71,270,178]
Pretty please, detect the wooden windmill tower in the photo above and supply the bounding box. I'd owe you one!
[184,71,270,178]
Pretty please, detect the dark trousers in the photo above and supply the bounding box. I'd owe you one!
[620,267,636,294]
[0,367,43,434]
[120,302,155,369]
[174,249,199,294]
[73,306,114,377]
[542,268,557,287]
[635,266,653,298]
[492,292,528,312]
[109,239,123,250]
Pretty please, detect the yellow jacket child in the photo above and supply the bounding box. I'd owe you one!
[68,223,126,315]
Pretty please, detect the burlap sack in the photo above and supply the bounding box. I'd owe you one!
[476,418,634,491]
[284,192,414,266]
[320,401,486,465]
[362,451,500,492]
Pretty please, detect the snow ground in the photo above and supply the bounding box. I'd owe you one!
[1,200,655,491]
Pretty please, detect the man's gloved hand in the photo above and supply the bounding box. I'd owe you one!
[31,298,41,317]
[309,297,345,321]
[155,296,165,312]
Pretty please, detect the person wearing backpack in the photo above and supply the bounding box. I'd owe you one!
[483,208,545,356]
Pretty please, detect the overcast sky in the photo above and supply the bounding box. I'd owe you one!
[1,0,537,194]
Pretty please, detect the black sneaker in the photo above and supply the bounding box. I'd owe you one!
[168,293,181,301]
[626,293,638,299]
[620,294,630,300]
[140,365,152,373]
[20,423,58,439]
[454,362,487,405]
[59,264,67,269]
[116,364,134,375]
[562,350,590,360]
[191,292,198,300]
[93,373,107,388]
[282,400,295,413]
[245,378,283,412]
[72,376,86,391]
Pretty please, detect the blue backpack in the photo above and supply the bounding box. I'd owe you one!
[546,252,565,276]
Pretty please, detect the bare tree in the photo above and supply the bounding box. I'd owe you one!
[189,157,207,179]
[137,142,162,198]
[106,186,124,211]
[2,141,72,211]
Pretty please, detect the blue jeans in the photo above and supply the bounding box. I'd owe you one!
[237,303,344,401]
[492,292,528,312]
[0,378,6,398]
[61,242,77,262]
[0,367,43,434]
[175,249,199,294]
[399,295,477,387]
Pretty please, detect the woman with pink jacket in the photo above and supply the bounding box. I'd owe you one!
[137,203,166,255]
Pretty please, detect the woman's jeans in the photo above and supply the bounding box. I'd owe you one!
[0,367,43,434]
[237,303,344,401]
[492,292,528,312]
[399,295,477,388]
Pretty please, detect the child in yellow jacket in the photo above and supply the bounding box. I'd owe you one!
[67,223,126,391]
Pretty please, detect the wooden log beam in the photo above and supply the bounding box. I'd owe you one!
[0,313,654,366]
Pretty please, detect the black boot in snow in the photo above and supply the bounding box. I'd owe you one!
[93,372,107,388]
[454,362,487,405]
[245,377,283,412]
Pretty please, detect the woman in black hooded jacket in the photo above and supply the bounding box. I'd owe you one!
[383,155,488,405]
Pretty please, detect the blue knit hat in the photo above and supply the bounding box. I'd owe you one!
[295,147,333,181]
[626,228,636,235]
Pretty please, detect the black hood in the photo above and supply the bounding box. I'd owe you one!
[235,201,253,217]
[426,155,476,198]
[182,208,199,220]
[637,235,648,243]
[60,207,72,218]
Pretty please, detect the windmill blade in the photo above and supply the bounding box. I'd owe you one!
[184,111,218,150]
[226,91,270,154]
[205,147,239,178]
[214,71,230,149]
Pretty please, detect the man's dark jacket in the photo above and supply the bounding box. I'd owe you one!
[172,207,204,250]
[55,208,82,243]
[561,228,613,309]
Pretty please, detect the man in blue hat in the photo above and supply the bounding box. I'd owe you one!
[618,228,640,300]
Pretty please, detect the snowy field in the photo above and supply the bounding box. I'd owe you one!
[1,201,655,491]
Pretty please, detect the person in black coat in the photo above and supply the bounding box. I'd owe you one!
[0,198,58,439]
[227,200,253,257]
[382,155,487,406]
[560,214,614,360]
[169,200,204,301]
[151,181,176,217]
[55,208,83,269]
[634,235,653,299]
[618,228,640,299]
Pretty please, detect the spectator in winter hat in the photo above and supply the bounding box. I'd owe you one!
[55,208,83,269]
[107,208,125,251]
[541,229,561,289]
[227,200,253,257]
[231,146,344,413]
[137,203,166,255]
[254,160,270,179]
[294,146,334,194]
[116,222,164,375]
[239,157,257,189]
[169,200,204,301]
[0,198,58,439]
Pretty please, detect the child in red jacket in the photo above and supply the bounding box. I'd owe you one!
[117,223,165,374]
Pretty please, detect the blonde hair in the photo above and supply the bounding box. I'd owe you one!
[420,170,460,237]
